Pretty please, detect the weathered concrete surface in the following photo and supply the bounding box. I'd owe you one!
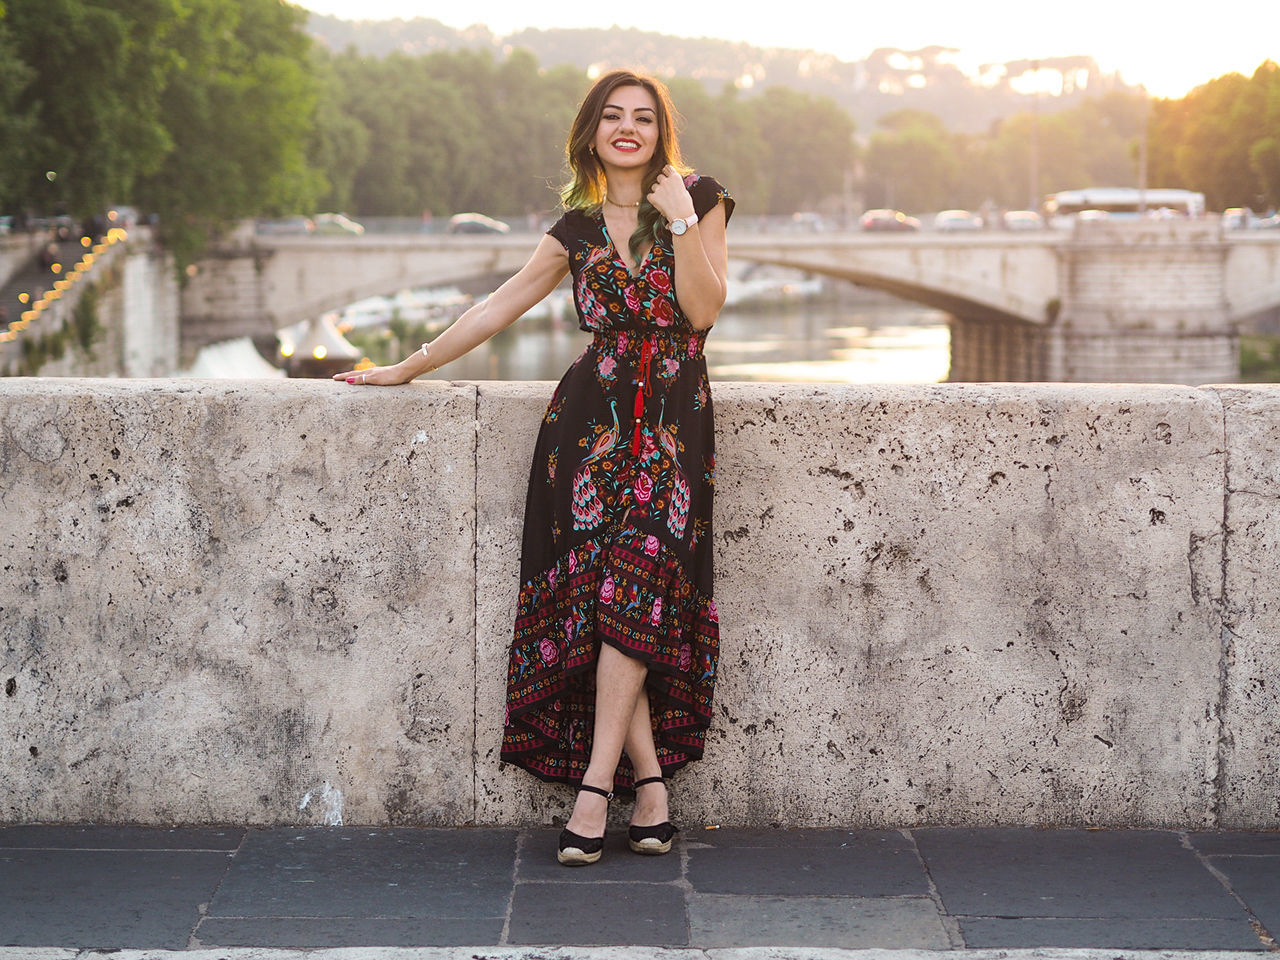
[694,383,1225,828]
[6,952,1273,960]
[1216,386,1280,827]
[1,379,477,825]
[2,379,1279,827]
[473,382,572,826]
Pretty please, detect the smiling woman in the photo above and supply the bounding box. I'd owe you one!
[331,69,734,869]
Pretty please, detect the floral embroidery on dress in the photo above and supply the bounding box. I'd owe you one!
[503,175,735,788]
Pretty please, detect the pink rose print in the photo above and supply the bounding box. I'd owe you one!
[644,535,660,557]
[678,643,693,671]
[683,173,699,187]
[563,617,574,640]
[539,637,559,665]
[647,268,671,294]
[617,332,628,354]
[633,472,654,504]
[664,358,679,376]
[638,431,658,463]
[600,575,616,603]
[652,298,674,327]
[650,597,663,625]
[625,285,641,312]
[567,551,577,574]
[708,600,719,623]
[504,703,510,725]
[547,567,558,589]
[687,339,698,358]
[598,355,616,377]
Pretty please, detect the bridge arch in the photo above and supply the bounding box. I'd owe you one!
[183,223,1277,383]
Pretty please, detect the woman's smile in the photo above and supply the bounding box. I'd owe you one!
[594,84,659,166]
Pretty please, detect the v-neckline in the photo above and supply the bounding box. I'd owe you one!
[600,216,658,280]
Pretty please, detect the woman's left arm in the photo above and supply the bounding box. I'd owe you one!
[649,166,729,331]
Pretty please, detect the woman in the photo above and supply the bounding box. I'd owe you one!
[334,69,733,866]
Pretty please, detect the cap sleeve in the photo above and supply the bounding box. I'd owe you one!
[688,175,734,226]
[546,213,572,251]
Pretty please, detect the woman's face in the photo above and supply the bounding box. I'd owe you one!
[593,84,659,171]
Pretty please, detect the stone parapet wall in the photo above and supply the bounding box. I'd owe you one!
[1,379,1278,829]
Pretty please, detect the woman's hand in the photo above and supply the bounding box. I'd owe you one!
[647,165,696,223]
[331,362,412,386]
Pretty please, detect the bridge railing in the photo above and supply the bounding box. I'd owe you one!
[2,379,1277,829]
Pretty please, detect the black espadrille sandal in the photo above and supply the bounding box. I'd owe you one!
[557,783,613,866]
[627,776,679,855]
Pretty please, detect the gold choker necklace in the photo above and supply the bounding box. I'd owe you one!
[605,196,641,208]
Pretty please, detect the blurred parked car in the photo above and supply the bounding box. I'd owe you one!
[314,212,365,236]
[860,209,920,232]
[446,212,511,235]
[1001,210,1044,231]
[1075,209,1111,223]
[1222,207,1260,229]
[787,212,828,232]
[256,216,315,235]
[934,209,984,232]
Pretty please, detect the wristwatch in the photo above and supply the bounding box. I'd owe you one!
[669,211,699,236]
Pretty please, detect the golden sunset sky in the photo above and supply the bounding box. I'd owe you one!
[297,0,1276,98]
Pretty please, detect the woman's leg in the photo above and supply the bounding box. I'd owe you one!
[565,641,647,837]
[624,686,669,828]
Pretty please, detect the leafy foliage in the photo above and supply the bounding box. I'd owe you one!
[1149,61,1280,210]
[0,0,320,267]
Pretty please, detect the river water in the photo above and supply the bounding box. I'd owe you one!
[433,285,951,384]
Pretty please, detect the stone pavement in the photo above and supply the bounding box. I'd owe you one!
[1,825,1278,955]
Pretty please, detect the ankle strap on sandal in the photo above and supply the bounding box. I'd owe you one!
[579,783,614,800]
[633,776,665,789]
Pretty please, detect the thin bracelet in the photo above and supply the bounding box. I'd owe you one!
[420,341,437,372]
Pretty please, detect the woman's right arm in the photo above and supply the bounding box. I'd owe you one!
[333,235,569,385]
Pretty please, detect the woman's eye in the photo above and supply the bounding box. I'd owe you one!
[603,112,619,121]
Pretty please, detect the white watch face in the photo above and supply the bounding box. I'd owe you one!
[671,218,688,235]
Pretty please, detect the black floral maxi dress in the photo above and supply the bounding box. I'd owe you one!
[501,175,734,790]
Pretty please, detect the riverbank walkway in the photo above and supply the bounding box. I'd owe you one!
[3,824,1278,956]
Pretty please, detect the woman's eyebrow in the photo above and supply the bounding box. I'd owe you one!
[603,103,657,113]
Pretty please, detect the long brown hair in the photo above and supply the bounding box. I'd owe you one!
[561,70,690,262]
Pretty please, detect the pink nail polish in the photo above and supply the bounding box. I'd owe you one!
[346,378,355,383]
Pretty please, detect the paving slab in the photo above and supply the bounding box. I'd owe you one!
[516,829,683,883]
[957,917,1267,950]
[915,828,1244,919]
[1188,832,1280,855]
[209,829,516,920]
[1205,855,1280,936]
[0,848,232,949]
[689,895,950,949]
[0,824,245,849]
[508,880,689,946]
[687,830,927,897]
[193,917,505,948]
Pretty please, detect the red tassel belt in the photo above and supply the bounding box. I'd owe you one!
[631,336,653,456]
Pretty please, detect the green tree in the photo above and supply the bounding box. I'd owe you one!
[0,4,37,209]
[3,0,180,216]
[669,80,765,212]
[309,52,372,215]
[134,0,322,265]
[749,86,854,214]
[1246,62,1280,208]
[864,110,957,211]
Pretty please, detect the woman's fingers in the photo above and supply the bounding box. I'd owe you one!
[648,165,694,221]
[332,366,384,384]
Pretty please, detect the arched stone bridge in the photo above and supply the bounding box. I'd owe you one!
[184,222,1280,383]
